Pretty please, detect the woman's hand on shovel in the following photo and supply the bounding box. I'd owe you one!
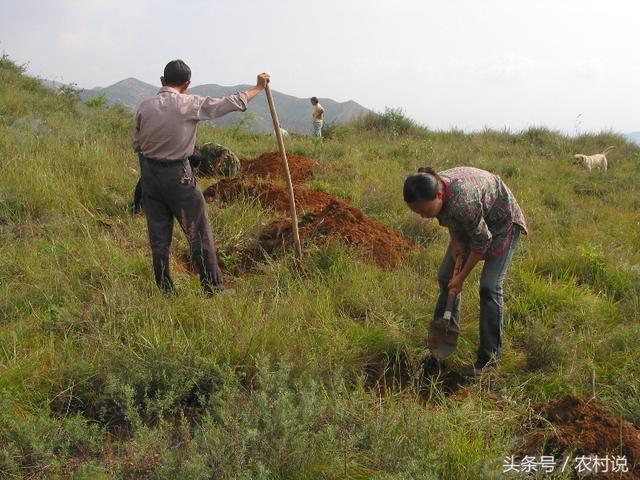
[448,250,483,296]
[448,274,464,297]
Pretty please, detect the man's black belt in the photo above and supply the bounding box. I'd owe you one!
[142,155,187,166]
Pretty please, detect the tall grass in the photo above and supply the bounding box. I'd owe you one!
[1,55,640,478]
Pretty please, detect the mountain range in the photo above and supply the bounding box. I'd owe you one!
[44,78,639,140]
[80,78,370,134]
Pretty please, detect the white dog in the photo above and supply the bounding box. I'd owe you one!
[573,146,615,172]
[271,127,289,137]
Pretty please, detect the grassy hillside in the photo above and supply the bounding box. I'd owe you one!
[1,55,640,479]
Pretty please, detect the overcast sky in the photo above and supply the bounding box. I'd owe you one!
[2,0,638,133]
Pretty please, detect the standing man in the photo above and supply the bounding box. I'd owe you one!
[310,96,325,138]
[133,59,269,294]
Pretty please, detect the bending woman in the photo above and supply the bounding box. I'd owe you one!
[404,167,528,376]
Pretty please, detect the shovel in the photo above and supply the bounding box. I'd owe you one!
[264,82,303,260]
[427,256,463,361]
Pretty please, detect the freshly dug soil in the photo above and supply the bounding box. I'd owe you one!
[241,152,314,184]
[196,151,413,272]
[202,178,335,214]
[522,395,640,479]
[252,200,414,268]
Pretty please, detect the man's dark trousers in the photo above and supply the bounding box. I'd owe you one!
[134,152,202,214]
[140,155,223,293]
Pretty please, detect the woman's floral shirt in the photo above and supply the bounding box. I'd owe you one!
[436,167,528,259]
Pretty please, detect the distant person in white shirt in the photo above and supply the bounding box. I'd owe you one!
[310,96,325,138]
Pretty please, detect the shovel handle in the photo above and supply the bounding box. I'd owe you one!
[443,294,455,320]
[264,83,303,260]
[443,256,463,320]
[446,256,464,299]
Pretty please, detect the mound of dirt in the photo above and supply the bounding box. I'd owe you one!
[203,178,336,214]
[252,200,414,268]
[241,152,314,183]
[197,151,412,271]
[522,395,640,478]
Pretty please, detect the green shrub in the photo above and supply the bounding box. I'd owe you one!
[0,395,104,478]
[84,93,109,108]
[54,349,231,431]
[513,324,564,371]
[351,107,424,137]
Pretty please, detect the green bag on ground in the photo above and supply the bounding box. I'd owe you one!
[195,143,240,178]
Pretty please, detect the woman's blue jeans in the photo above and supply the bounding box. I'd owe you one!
[434,227,521,365]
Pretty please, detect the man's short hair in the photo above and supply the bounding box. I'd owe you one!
[164,60,191,86]
[310,96,319,104]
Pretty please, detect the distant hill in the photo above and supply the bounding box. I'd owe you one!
[80,78,370,134]
[82,78,158,112]
[624,132,640,145]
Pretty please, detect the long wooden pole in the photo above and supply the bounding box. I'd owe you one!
[264,83,303,260]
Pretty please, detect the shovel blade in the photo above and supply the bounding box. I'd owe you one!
[427,316,460,361]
